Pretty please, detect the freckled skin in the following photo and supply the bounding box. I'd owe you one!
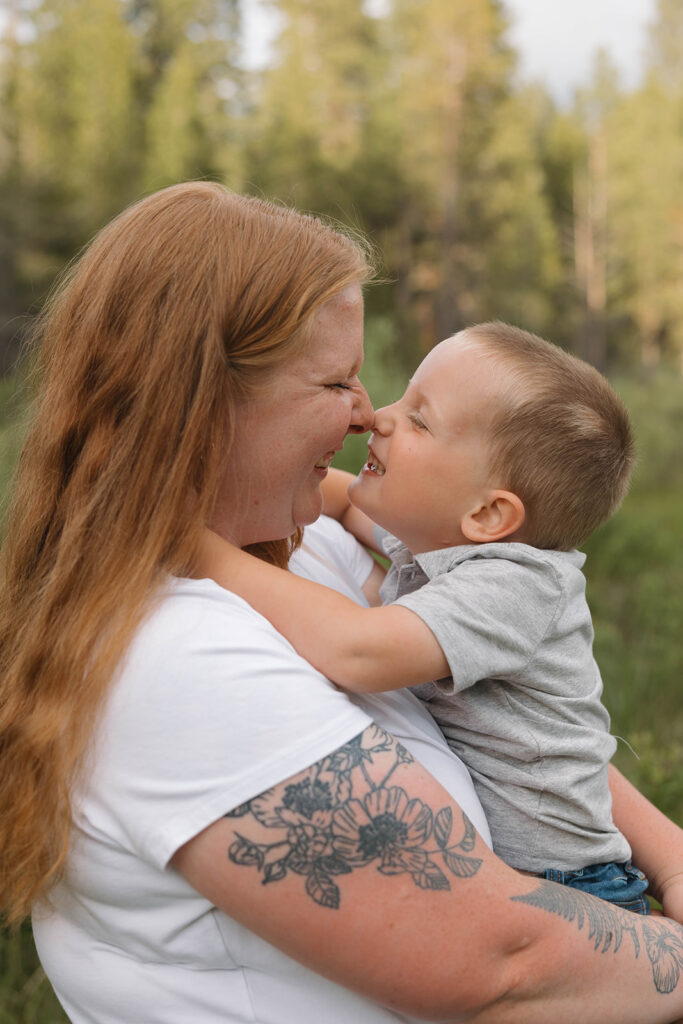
[211,285,373,547]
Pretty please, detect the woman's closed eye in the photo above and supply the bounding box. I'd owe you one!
[328,374,364,392]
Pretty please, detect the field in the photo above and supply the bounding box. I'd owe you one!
[1,365,681,1020]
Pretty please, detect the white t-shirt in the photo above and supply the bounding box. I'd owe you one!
[33,517,489,1024]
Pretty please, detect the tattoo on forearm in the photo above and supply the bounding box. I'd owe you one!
[225,726,482,909]
[513,882,683,994]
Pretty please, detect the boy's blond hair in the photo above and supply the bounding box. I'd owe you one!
[464,322,635,551]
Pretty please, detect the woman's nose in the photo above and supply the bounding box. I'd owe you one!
[347,382,374,434]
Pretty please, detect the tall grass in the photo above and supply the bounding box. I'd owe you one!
[583,374,683,823]
[0,356,681,1019]
[0,923,66,1023]
[0,375,28,524]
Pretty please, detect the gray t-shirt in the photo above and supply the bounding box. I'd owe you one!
[378,531,631,873]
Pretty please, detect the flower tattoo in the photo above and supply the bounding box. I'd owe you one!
[222,726,683,998]
[225,726,482,909]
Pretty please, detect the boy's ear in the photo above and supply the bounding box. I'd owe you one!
[461,490,525,543]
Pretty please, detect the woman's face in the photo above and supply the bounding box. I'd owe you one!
[213,284,372,546]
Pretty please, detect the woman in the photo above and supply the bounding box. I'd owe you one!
[1,182,682,1024]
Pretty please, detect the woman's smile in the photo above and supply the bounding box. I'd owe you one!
[314,452,338,473]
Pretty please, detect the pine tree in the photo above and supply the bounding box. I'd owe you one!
[606,1,683,370]
[136,0,243,190]
[381,0,559,357]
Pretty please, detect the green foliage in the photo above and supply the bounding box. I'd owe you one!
[616,373,683,493]
[0,376,27,529]
[606,81,683,366]
[583,373,683,824]
[3,0,683,370]
[0,924,67,1023]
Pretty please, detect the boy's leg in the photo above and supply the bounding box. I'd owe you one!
[543,862,651,915]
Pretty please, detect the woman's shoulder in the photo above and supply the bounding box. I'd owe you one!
[111,575,371,745]
[125,574,330,693]
[166,573,267,616]
[75,573,372,875]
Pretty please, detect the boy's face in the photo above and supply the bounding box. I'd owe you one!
[349,333,505,553]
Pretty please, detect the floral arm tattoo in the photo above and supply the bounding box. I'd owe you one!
[225,725,482,909]
[225,724,683,997]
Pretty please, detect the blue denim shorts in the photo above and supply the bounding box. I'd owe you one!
[542,860,650,914]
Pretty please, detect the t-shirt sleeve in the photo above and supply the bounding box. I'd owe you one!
[373,524,391,552]
[94,583,372,870]
[394,555,563,692]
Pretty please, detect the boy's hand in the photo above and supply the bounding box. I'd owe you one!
[321,467,357,522]
[660,871,683,925]
[322,467,381,552]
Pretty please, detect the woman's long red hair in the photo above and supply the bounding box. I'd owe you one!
[0,182,371,925]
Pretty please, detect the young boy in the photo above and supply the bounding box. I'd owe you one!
[198,322,652,911]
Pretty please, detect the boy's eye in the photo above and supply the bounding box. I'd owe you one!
[408,412,427,429]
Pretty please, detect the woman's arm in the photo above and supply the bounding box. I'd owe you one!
[609,764,683,923]
[195,528,448,691]
[173,723,683,1023]
[322,468,383,553]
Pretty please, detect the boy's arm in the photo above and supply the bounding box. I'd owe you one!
[361,560,386,607]
[322,468,381,552]
[609,764,683,923]
[320,467,356,522]
[196,529,448,692]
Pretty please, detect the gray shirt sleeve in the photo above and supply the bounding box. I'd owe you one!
[394,555,564,693]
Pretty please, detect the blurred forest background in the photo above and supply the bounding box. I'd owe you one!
[0,0,682,1018]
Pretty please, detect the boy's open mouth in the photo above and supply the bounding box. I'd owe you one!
[364,446,386,476]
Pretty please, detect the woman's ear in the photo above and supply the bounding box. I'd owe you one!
[461,490,526,543]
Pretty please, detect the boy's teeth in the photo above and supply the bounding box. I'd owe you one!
[367,459,385,476]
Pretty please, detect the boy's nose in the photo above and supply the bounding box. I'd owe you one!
[372,403,395,435]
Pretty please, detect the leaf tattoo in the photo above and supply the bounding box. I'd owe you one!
[513,880,683,994]
[513,881,641,955]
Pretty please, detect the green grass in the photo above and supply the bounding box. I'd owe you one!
[0,924,67,1024]
[0,384,67,1019]
[584,495,683,823]
[0,376,29,531]
[1,366,681,1018]
[583,374,683,824]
